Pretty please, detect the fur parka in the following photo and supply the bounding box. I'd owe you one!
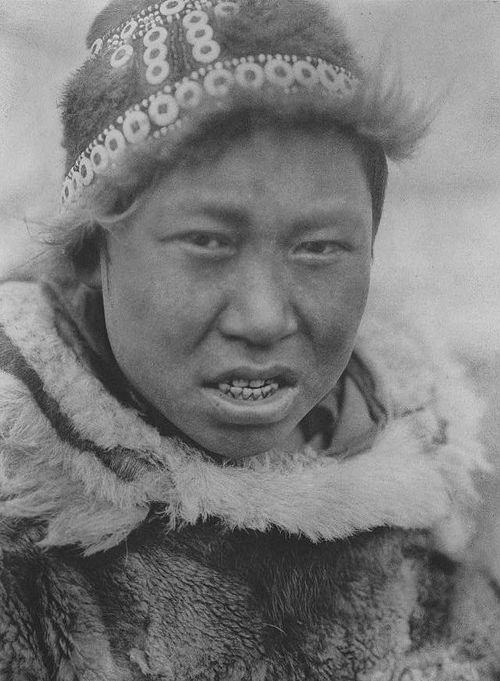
[0,280,499,680]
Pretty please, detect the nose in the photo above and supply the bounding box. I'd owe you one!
[218,258,298,347]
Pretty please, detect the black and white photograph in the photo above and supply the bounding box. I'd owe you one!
[0,0,499,678]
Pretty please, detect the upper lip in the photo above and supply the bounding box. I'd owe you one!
[205,365,299,387]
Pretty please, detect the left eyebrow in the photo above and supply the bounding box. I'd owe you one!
[288,203,368,234]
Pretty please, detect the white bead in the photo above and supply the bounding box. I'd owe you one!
[214,1,239,18]
[104,129,127,158]
[79,157,94,186]
[148,93,179,125]
[143,44,168,64]
[182,10,209,28]
[62,179,73,203]
[317,62,340,92]
[264,58,294,88]
[160,0,186,15]
[341,74,357,98]
[71,171,82,193]
[234,62,264,89]
[123,110,151,144]
[145,60,170,84]
[90,38,103,57]
[175,80,203,108]
[293,60,319,88]
[121,19,138,41]
[110,44,134,68]
[90,144,110,173]
[186,24,213,45]
[143,26,168,46]
[204,67,233,96]
[192,39,220,63]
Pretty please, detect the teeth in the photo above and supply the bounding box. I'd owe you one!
[217,378,281,400]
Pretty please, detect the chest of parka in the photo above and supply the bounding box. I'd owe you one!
[58,523,450,680]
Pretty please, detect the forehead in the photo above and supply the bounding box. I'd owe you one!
[147,126,371,217]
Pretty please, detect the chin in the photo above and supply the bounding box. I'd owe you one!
[201,425,293,461]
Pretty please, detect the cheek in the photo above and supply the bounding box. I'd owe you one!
[102,242,220,365]
[303,258,371,364]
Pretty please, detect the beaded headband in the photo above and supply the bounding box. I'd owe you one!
[61,0,359,211]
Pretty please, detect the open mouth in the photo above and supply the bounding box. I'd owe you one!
[217,377,280,401]
[202,368,298,424]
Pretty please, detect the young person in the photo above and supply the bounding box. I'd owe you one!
[1,0,499,678]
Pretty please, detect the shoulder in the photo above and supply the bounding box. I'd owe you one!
[355,301,490,559]
[356,301,482,428]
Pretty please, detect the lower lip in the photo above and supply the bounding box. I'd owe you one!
[202,385,298,425]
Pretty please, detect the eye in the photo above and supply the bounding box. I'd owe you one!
[293,240,347,258]
[179,231,234,253]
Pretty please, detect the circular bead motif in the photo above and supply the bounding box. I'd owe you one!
[143,26,168,46]
[110,44,134,68]
[146,60,170,84]
[160,0,186,16]
[71,172,82,194]
[123,110,151,143]
[148,93,179,125]
[90,38,103,58]
[121,19,138,41]
[182,11,209,28]
[186,24,213,45]
[143,44,168,65]
[317,62,340,92]
[175,80,203,108]
[264,59,294,88]
[90,145,109,173]
[79,157,94,186]
[104,129,126,158]
[340,75,355,95]
[62,51,356,204]
[293,60,319,87]
[235,62,264,89]
[214,1,240,18]
[62,179,73,203]
[192,40,221,64]
[204,68,234,96]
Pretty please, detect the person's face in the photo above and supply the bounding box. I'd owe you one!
[99,127,373,459]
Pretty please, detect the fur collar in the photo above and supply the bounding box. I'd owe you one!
[0,281,487,556]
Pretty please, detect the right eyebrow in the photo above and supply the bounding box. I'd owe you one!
[181,198,251,231]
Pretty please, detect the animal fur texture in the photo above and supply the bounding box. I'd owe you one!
[0,280,499,680]
[61,0,431,205]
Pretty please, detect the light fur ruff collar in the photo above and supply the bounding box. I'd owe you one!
[0,282,487,557]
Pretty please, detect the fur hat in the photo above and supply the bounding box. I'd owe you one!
[59,0,430,221]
